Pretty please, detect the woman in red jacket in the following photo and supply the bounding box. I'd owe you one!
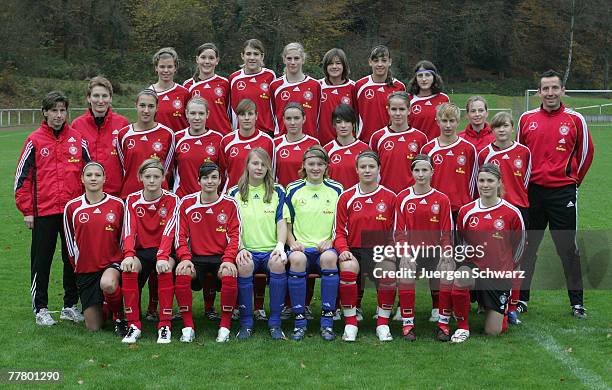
[457,96,494,152]
[72,76,129,197]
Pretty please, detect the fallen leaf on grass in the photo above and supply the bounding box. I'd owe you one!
[565,347,573,353]
[300,362,306,369]
[128,344,139,350]
[151,354,159,359]
[77,380,84,385]
[88,358,94,363]
[607,333,611,338]
[244,375,250,379]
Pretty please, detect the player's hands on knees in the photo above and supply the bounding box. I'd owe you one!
[236,249,252,267]
[316,240,332,253]
[339,251,355,262]
[219,262,238,277]
[121,257,136,272]
[156,259,171,273]
[437,256,455,273]
[176,260,195,276]
[24,215,34,229]
[289,241,305,252]
[272,242,288,263]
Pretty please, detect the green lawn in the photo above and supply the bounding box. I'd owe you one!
[0,127,610,389]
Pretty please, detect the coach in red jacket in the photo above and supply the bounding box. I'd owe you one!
[517,70,594,319]
[72,76,129,197]
[14,91,91,326]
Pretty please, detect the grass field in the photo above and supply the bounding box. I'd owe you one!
[0,125,611,389]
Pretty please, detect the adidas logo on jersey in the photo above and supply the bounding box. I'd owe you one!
[253,194,260,199]
[204,83,211,89]
[293,86,301,92]
[344,150,352,155]
[293,145,301,150]
[567,201,574,207]
[148,205,157,210]
[313,194,319,199]
[425,101,432,105]
[365,198,373,204]
[206,209,214,214]
[161,95,169,101]
[140,135,148,141]
[377,86,385,92]
[419,199,427,205]
[245,144,251,149]
[250,77,257,83]
[559,138,566,144]
[94,208,101,214]
[502,154,510,160]
[446,150,454,156]
[398,136,405,142]
[484,213,492,219]
[68,137,76,142]
[195,140,202,145]
[332,89,339,95]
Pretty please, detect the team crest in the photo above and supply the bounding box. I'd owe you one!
[457,155,466,166]
[491,159,500,167]
[214,87,224,97]
[173,99,183,110]
[206,145,216,155]
[408,142,418,152]
[431,203,440,214]
[559,125,570,136]
[376,201,387,213]
[159,207,168,218]
[514,159,523,169]
[68,146,78,155]
[193,90,201,97]
[499,294,508,305]
[260,83,269,92]
[303,91,313,101]
[152,141,163,152]
[341,96,351,105]
[494,218,505,230]
[217,213,227,224]
[106,212,116,223]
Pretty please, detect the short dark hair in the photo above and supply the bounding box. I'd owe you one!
[539,69,564,87]
[331,104,356,126]
[198,161,220,180]
[41,91,69,112]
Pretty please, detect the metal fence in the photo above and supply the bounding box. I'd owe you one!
[0,108,137,128]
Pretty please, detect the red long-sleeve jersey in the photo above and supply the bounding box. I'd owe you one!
[116,124,175,199]
[395,187,453,248]
[219,130,274,190]
[370,127,428,193]
[408,93,450,139]
[72,109,129,197]
[15,122,90,217]
[150,83,189,132]
[123,189,179,257]
[270,75,321,137]
[324,139,370,189]
[229,68,276,135]
[478,142,531,208]
[318,79,355,146]
[354,76,406,143]
[63,194,124,273]
[333,184,396,253]
[158,193,241,263]
[458,122,495,153]
[273,134,320,187]
[187,76,232,135]
[173,128,223,198]
[517,103,594,187]
[457,199,525,272]
[421,137,477,212]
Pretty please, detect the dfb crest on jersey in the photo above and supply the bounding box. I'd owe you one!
[499,293,508,305]
[408,142,418,152]
[159,207,168,218]
[179,143,190,153]
[230,147,239,157]
[376,201,387,213]
[468,216,479,227]
[214,87,224,97]
[341,96,351,105]
[217,213,227,224]
[514,158,523,169]
[432,154,443,165]
[491,159,500,167]
[494,218,505,230]
[559,125,570,136]
[260,83,269,92]
[152,141,163,152]
[40,147,50,157]
[352,201,363,212]
[303,91,313,101]
[193,90,201,97]
[173,99,183,110]
[68,146,78,155]
[106,212,116,223]
[457,155,466,166]
[431,203,440,214]
[206,145,216,155]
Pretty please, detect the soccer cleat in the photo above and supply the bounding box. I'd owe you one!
[35,308,57,326]
[205,310,221,321]
[376,325,393,341]
[355,308,364,322]
[157,326,171,344]
[435,326,451,342]
[236,326,253,340]
[60,306,84,322]
[172,312,182,321]
[216,327,231,343]
[114,319,129,337]
[280,306,292,320]
[333,309,341,321]
[450,328,470,343]
[342,324,358,342]
[304,306,314,320]
[232,309,240,321]
[254,309,268,321]
[320,327,336,341]
[476,305,485,314]
[269,326,286,340]
[122,324,141,344]
[516,301,528,314]
[145,311,159,322]
[508,310,521,325]
[292,327,307,341]
[429,308,440,322]
[402,327,417,342]
[392,307,403,322]
[571,305,587,319]
[180,327,195,343]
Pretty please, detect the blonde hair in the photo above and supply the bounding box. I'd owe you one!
[236,98,257,115]
[186,96,209,113]
[237,148,275,203]
[138,158,165,178]
[87,76,113,97]
[465,95,488,112]
[153,47,179,68]
[490,111,514,129]
[436,103,460,121]
[282,42,306,74]
[299,145,329,179]
[478,163,504,197]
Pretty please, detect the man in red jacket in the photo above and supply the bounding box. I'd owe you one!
[72,76,129,197]
[14,91,91,325]
[517,70,594,319]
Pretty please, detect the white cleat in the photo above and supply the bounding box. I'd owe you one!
[450,328,470,343]
[429,308,440,322]
[216,327,231,343]
[254,309,268,321]
[180,327,195,343]
[60,306,84,322]
[35,308,57,326]
[333,309,341,321]
[392,307,403,322]
[122,324,141,344]
[376,324,393,341]
[157,326,171,344]
[342,324,358,342]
